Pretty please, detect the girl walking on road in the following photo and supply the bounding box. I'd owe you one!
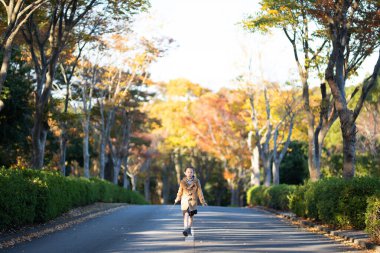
[175,166,207,237]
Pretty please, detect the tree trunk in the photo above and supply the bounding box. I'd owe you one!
[307,129,321,181]
[229,183,239,206]
[144,176,150,203]
[173,149,182,185]
[99,133,107,179]
[103,153,113,182]
[0,41,13,111]
[131,174,137,191]
[31,113,49,169]
[123,157,130,189]
[162,164,170,204]
[113,157,122,185]
[31,66,55,169]
[248,131,260,186]
[99,107,115,179]
[123,171,131,190]
[325,22,354,178]
[156,180,163,204]
[59,129,68,175]
[83,120,90,178]
[123,173,130,189]
[341,110,356,178]
[272,162,280,185]
[263,158,271,186]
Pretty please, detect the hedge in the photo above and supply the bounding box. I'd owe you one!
[247,184,296,210]
[247,177,380,239]
[365,195,380,244]
[288,177,380,229]
[0,168,147,231]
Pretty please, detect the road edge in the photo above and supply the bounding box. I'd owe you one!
[0,203,127,249]
[253,206,380,253]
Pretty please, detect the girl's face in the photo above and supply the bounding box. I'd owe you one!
[185,168,194,178]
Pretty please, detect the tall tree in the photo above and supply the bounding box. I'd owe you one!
[272,109,295,185]
[21,0,148,169]
[146,79,209,185]
[186,89,249,205]
[0,47,33,167]
[0,0,47,111]
[312,0,379,178]
[243,0,337,181]
[55,15,104,176]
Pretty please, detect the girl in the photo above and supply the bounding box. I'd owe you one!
[175,166,207,237]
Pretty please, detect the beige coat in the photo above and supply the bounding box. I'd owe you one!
[176,177,206,211]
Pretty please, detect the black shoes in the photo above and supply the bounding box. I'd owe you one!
[183,227,192,237]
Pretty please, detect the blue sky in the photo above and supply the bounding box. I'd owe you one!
[133,0,377,91]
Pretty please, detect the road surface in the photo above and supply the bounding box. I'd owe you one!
[2,205,364,253]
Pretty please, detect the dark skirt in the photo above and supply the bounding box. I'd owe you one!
[182,208,198,217]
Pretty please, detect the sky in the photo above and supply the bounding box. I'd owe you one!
[133,0,378,91]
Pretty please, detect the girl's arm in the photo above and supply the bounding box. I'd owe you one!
[175,183,183,203]
[197,179,207,205]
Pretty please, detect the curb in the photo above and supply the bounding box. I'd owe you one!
[255,206,380,252]
[0,203,126,249]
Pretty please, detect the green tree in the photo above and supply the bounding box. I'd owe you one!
[22,0,149,169]
[316,0,380,178]
[0,0,47,111]
[243,0,337,182]
[0,47,33,166]
[279,141,309,184]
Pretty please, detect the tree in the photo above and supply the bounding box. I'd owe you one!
[146,79,209,185]
[0,0,47,111]
[279,141,309,184]
[55,15,105,176]
[21,0,148,169]
[94,35,169,182]
[185,89,249,205]
[249,87,273,186]
[313,0,380,178]
[243,0,337,181]
[247,84,297,185]
[272,109,295,185]
[0,47,33,166]
[356,80,380,157]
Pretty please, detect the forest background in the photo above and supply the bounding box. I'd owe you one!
[0,0,379,207]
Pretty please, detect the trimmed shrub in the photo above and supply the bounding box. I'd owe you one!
[339,177,380,229]
[247,185,266,206]
[289,177,380,229]
[365,195,380,243]
[288,184,307,217]
[303,181,320,219]
[0,168,147,231]
[249,177,380,231]
[312,178,344,225]
[0,169,38,228]
[247,184,295,211]
[266,184,296,210]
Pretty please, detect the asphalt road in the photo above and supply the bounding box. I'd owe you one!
[2,205,364,253]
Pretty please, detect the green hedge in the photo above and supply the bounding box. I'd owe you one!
[247,185,265,206]
[247,184,295,210]
[247,177,380,235]
[365,195,380,244]
[288,177,380,229]
[0,168,147,231]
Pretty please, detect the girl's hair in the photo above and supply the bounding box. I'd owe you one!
[185,166,195,172]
